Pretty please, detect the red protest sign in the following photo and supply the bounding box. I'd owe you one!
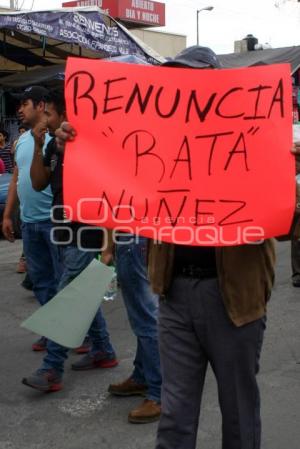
[63,58,294,246]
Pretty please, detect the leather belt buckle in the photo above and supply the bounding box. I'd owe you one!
[180,265,216,279]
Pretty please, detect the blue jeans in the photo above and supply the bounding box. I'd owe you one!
[22,221,62,305]
[116,236,161,402]
[41,246,115,374]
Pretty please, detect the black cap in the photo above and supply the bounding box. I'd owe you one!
[162,45,221,69]
[12,86,49,103]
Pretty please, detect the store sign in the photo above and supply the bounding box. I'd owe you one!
[62,0,166,27]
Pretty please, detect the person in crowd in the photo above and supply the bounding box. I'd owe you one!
[55,140,162,421]
[22,87,117,393]
[0,128,13,173]
[2,86,62,352]
[13,126,31,278]
[146,46,284,449]
[0,157,4,174]
[106,233,162,424]
[291,152,300,287]
[12,124,28,156]
[1,124,30,276]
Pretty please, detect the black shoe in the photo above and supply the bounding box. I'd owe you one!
[21,274,33,291]
[292,275,300,287]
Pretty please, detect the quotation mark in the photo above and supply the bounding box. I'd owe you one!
[247,126,260,136]
[102,127,114,137]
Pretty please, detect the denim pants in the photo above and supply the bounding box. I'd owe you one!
[21,220,62,305]
[291,238,300,278]
[156,277,266,449]
[116,236,161,402]
[41,245,115,374]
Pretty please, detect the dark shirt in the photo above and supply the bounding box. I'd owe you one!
[173,244,217,275]
[0,145,13,172]
[44,138,103,249]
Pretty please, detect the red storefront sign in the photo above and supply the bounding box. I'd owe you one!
[62,0,166,27]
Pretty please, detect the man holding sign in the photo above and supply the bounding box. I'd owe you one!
[57,46,296,447]
[23,87,117,393]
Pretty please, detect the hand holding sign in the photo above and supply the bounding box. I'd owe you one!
[293,124,300,156]
[63,58,295,245]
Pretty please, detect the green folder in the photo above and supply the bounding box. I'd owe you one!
[21,259,114,348]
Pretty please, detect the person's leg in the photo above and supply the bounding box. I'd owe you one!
[53,245,117,370]
[116,236,161,402]
[88,309,115,356]
[198,278,265,449]
[56,245,96,290]
[23,244,115,391]
[291,238,300,286]
[131,339,146,385]
[16,251,26,273]
[156,277,208,449]
[22,222,59,305]
[42,245,96,374]
[24,244,81,383]
[40,221,63,286]
[22,221,61,351]
[27,247,94,376]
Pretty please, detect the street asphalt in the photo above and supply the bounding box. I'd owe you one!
[0,238,299,449]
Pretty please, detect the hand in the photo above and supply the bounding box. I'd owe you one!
[2,217,15,242]
[31,118,47,148]
[291,142,300,155]
[101,250,114,266]
[55,121,77,152]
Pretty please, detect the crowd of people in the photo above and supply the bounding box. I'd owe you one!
[1,45,300,449]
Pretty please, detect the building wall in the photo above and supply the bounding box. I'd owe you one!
[131,29,186,58]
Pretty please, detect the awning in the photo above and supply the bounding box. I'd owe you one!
[0,7,164,75]
[0,53,149,89]
[0,64,65,88]
[218,45,300,73]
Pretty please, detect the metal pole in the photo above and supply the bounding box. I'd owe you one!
[10,0,15,9]
[196,10,199,46]
[196,6,214,46]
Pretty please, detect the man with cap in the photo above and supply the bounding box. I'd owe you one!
[147,46,275,449]
[2,86,62,352]
[16,86,117,393]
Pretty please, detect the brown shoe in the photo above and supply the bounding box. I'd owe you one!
[128,399,161,424]
[108,377,147,397]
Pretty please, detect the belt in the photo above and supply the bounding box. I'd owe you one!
[174,264,217,279]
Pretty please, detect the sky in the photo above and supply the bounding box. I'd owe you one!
[1,0,300,54]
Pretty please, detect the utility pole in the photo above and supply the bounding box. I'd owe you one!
[10,0,19,9]
[196,6,214,45]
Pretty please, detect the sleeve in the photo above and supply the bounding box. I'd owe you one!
[8,147,14,172]
[0,157,5,174]
[43,139,55,167]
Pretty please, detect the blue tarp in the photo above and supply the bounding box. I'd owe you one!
[0,8,163,66]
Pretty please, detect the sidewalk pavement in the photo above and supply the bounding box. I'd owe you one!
[0,239,299,449]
